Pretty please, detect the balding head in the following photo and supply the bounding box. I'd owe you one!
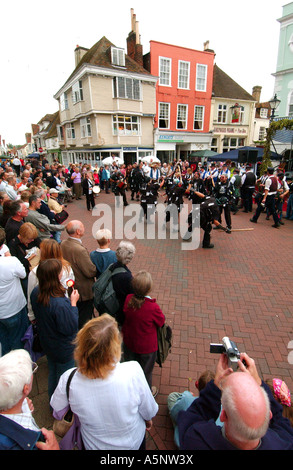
[221,372,271,446]
[66,220,85,238]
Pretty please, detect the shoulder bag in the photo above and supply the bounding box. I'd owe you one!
[53,368,77,438]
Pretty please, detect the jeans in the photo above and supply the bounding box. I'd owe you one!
[53,230,62,244]
[47,356,75,400]
[0,306,29,357]
[167,390,222,448]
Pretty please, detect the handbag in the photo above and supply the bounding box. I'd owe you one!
[21,324,44,362]
[54,209,69,224]
[53,368,77,438]
[32,322,43,353]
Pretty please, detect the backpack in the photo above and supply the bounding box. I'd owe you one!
[156,323,173,367]
[93,264,126,316]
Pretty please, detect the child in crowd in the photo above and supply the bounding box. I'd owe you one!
[167,370,222,448]
[122,270,165,397]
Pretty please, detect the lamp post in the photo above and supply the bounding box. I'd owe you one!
[269,94,281,122]
[260,94,281,175]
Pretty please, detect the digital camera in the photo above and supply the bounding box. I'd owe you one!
[210,336,241,371]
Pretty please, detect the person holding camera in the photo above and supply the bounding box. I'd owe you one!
[177,352,293,450]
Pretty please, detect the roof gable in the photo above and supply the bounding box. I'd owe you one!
[213,64,255,101]
[67,36,152,83]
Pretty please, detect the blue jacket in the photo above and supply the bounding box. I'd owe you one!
[101,169,110,181]
[30,289,78,363]
[178,380,293,450]
[0,414,42,450]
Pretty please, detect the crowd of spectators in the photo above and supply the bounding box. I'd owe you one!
[0,154,292,451]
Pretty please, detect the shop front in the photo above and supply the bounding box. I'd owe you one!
[211,125,248,154]
[60,146,154,167]
[154,130,213,163]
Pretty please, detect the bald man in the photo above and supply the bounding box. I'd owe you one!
[177,353,293,450]
[61,220,96,329]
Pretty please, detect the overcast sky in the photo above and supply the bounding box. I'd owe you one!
[0,0,286,145]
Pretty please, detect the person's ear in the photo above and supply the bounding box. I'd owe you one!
[220,408,228,423]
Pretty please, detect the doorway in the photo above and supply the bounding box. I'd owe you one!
[123,152,137,166]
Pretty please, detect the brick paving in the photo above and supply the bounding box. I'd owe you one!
[31,189,293,451]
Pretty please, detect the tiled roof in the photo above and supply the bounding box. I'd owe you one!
[213,64,255,101]
[31,124,40,136]
[37,113,56,125]
[66,36,152,84]
[255,102,270,109]
[46,111,60,138]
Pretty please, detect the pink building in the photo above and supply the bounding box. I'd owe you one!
[144,40,215,162]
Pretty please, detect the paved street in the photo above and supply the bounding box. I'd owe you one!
[31,189,293,451]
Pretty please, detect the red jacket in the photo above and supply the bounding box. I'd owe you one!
[122,295,165,354]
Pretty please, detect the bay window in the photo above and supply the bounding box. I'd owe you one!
[80,117,92,138]
[113,115,141,136]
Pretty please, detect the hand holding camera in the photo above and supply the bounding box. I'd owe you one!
[211,337,262,387]
[237,352,262,386]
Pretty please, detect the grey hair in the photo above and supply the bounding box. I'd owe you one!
[34,189,45,198]
[116,241,135,265]
[0,350,33,411]
[66,220,83,235]
[221,383,271,442]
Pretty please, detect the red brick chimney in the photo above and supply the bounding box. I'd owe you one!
[127,8,143,67]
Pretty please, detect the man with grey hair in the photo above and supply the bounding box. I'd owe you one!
[177,352,293,450]
[61,220,97,329]
[111,241,136,326]
[25,194,65,240]
[0,349,59,450]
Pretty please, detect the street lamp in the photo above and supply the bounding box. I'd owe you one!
[269,94,281,121]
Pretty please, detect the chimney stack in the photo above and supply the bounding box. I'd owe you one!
[74,45,89,67]
[127,9,143,67]
[252,86,262,103]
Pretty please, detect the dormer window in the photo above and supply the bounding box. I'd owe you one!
[111,47,125,67]
[260,108,268,119]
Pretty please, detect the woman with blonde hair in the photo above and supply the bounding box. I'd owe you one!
[51,314,158,450]
[27,238,74,321]
[122,270,165,397]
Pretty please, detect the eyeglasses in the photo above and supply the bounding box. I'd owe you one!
[32,362,38,374]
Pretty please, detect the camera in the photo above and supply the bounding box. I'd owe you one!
[210,336,240,371]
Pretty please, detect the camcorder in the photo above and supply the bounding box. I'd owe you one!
[210,336,241,371]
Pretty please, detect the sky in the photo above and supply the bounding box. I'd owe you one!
[0,0,287,145]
